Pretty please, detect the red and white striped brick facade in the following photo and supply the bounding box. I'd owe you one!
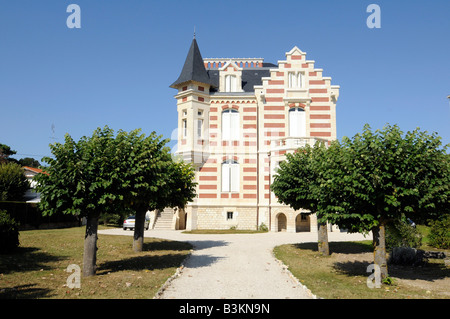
[173,46,340,232]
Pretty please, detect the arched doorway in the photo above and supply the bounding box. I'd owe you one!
[295,213,310,232]
[277,213,287,232]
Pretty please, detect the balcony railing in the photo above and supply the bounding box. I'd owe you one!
[270,137,327,150]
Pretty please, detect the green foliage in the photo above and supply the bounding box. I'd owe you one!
[317,124,450,233]
[258,223,268,232]
[0,162,29,201]
[35,127,121,218]
[428,214,450,249]
[271,142,327,213]
[18,157,40,168]
[386,217,422,251]
[0,209,20,253]
[35,126,197,219]
[0,143,17,164]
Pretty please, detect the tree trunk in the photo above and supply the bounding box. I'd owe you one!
[83,213,99,277]
[133,208,147,252]
[318,222,330,256]
[372,222,388,280]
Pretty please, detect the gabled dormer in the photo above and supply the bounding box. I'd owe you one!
[218,60,244,93]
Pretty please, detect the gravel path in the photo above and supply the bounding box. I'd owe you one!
[98,228,368,299]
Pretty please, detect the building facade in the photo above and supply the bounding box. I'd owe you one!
[170,38,340,232]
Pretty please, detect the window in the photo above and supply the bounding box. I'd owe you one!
[288,72,303,88]
[225,75,236,92]
[289,107,306,137]
[197,119,203,138]
[222,160,239,192]
[227,212,234,220]
[222,109,239,140]
[182,119,187,138]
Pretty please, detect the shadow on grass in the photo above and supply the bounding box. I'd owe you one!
[0,247,67,275]
[143,240,193,252]
[97,253,189,274]
[0,284,54,299]
[293,241,373,254]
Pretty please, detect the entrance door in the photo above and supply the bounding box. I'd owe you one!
[277,213,287,232]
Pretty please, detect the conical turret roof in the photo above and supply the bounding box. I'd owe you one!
[170,38,214,88]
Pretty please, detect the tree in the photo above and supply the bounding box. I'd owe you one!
[0,162,29,201]
[114,131,196,252]
[35,127,123,276]
[317,124,449,279]
[111,129,172,252]
[0,143,17,164]
[35,126,197,277]
[271,142,330,255]
[18,157,40,168]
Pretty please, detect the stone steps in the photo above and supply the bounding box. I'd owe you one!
[153,208,174,230]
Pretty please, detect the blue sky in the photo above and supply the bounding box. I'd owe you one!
[1,0,449,162]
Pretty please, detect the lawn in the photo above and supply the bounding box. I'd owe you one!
[274,240,450,299]
[0,226,192,299]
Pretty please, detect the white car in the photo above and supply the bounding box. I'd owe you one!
[123,216,150,230]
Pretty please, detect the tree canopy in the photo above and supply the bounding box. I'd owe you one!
[271,142,330,254]
[35,126,197,275]
[0,162,29,202]
[272,123,449,278]
[318,124,449,278]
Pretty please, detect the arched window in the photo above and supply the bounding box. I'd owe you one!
[222,109,239,140]
[289,107,306,137]
[222,160,239,192]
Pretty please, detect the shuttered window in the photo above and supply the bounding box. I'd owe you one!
[222,109,239,141]
[225,75,236,92]
[289,107,306,137]
[222,160,240,192]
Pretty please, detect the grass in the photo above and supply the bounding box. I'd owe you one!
[0,226,192,299]
[274,239,450,299]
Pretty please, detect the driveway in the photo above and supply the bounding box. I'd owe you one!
[98,228,368,299]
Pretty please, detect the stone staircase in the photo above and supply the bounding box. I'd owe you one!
[153,208,174,230]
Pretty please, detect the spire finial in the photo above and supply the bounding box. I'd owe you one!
[193,26,196,39]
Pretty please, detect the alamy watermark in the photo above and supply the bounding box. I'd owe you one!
[66,4,81,29]
[366,264,382,288]
[66,264,81,289]
[366,4,381,29]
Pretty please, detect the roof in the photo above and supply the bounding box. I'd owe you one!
[170,38,215,88]
[23,166,48,175]
[207,67,272,93]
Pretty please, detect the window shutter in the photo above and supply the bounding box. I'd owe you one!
[222,162,230,192]
[289,109,299,136]
[222,111,231,140]
[230,162,240,192]
[231,75,236,92]
[230,111,239,140]
[298,108,306,136]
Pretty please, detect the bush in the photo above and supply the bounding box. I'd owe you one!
[386,218,422,251]
[0,209,20,253]
[428,214,450,249]
[0,162,29,201]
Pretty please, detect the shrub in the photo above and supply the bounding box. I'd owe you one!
[258,223,268,232]
[0,209,20,253]
[428,214,450,249]
[0,162,29,201]
[386,218,422,251]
